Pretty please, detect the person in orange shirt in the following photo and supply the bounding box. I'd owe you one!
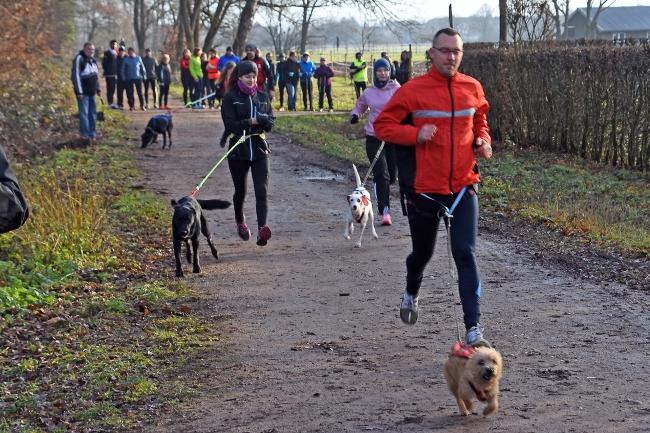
[374,28,493,348]
[206,49,221,109]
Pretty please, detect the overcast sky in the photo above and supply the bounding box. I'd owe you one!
[407,0,650,19]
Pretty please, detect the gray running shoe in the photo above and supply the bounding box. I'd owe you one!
[466,324,492,348]
[400,291,419,325]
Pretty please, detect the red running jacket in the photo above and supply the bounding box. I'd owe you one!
[373,67,490,195]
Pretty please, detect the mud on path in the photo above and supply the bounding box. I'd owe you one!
[124,94,650,433]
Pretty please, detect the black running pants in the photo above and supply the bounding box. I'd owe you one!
[144,78,157,106]
[105,77,116,105]
[159,85,169,107]
[227,156,270,229]
[404,189,481,328]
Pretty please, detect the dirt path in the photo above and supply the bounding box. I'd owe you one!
[124,94,650,433]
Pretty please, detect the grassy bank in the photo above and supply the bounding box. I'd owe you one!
[1,65,226,432]
[274,115,650,258]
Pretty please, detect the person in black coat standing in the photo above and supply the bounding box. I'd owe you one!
[220,61,274,247]
[115,47,126,109]
[0,144,29,234]
[102,40,118,109]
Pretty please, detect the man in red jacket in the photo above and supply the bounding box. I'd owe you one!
[374,28,493,348]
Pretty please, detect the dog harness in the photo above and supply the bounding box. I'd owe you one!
[147,114,172,133]
[450,342,474,359]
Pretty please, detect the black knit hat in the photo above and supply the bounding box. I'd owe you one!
[238,60,258,77]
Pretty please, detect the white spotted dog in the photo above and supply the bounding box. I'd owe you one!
[344,164,378,247]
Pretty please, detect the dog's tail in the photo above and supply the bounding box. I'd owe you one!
[352,164,363,188]
[197,199,231,210]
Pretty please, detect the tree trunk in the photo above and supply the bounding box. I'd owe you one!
[133,0,147,53]
[499,0,507,42]
[232,0,259,56]
[203,0,233,52]
[300,4,309,55]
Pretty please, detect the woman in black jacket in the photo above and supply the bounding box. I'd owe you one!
[396,50,410,85]
[220,61,274,246]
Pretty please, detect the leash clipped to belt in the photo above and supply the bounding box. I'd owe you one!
[421,186,468,343]
[361,141,385,185]
[190,130,264,196]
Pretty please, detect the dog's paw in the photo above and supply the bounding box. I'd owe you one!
[354,242,362,248]
[344,235,350,240]
[175,270,184,278]
[483,405,498,416]
[372,233,378,239]
[193,266,201,274]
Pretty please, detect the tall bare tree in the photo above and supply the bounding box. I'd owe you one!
[202,0,236,51]
[472,4,495,41]
[260,1,301,55]
[232,0,259,55]
[507,0,555,43]
[133,0,163,52]
[178,0,203,49]
[76,0,116,43]
[551,0,570,39]
[585,0,613,39]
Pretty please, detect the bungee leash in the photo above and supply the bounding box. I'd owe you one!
[362,141,385,186]
[420,186,468,343]
[170,92,216,115]
[190,130,265,196]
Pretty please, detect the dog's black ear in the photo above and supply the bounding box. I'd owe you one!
[171,199,179,208]
[347,195,351,203]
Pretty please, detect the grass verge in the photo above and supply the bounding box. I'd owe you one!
[273,114,650,258]
[1,67,226,432]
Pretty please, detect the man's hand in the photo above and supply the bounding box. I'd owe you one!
[416,124,437,144]
[77,94,84,100]
[269,90,275,98]
[474,137,492,159]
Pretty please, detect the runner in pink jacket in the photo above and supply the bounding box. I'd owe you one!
[350,58,400,225]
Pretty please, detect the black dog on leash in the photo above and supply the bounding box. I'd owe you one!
[171,196,230,277]
[141,114,173,149]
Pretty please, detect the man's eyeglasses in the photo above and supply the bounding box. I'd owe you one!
[432,47,463,57]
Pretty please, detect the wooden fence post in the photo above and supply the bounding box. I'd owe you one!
[409,44,413,79]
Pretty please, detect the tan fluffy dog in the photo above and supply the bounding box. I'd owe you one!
[443,342,503,416]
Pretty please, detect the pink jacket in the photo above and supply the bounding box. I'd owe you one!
[350,80,401,136]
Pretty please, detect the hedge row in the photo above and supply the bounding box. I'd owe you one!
[460,40,650,170]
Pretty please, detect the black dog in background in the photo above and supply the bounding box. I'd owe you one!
[171,195,230,277]
[141,114,173,149]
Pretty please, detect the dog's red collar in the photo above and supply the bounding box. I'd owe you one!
[469,381,487,401]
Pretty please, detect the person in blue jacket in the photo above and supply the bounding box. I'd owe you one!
[217,46,240,70]
[299,52,316,111]
[121,47,147,110]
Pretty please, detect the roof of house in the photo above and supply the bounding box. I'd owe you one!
[571,6,650,32]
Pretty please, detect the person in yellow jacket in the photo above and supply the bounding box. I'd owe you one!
[349,52,367,99]
[189,47,204,109]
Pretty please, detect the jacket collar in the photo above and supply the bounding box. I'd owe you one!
[428,66,459,82]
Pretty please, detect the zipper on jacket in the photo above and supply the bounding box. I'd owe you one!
[447,77,455,194]
[249,95,255,161]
